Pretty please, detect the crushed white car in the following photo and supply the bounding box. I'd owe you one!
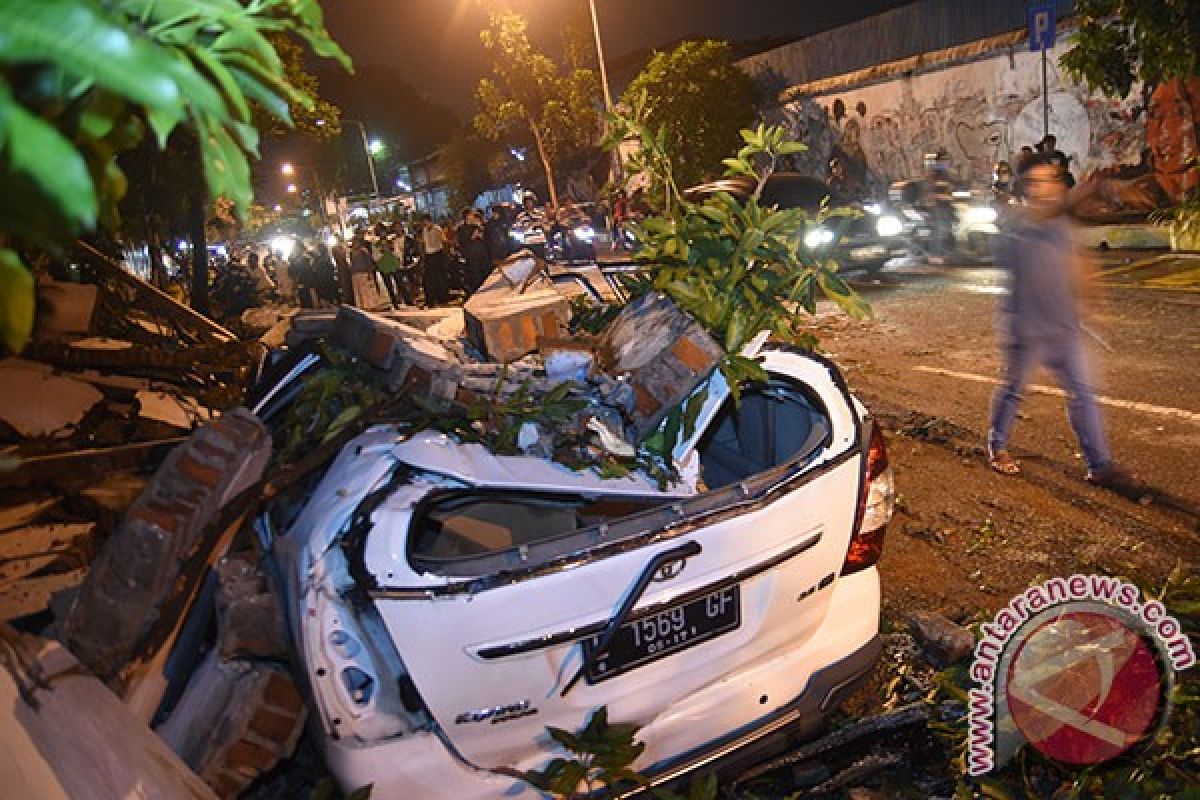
[256,344,893,797]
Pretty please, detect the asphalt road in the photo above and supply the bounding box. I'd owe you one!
[808,254,1198,624]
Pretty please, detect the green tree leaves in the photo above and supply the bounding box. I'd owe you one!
[0,0,351,352]
[1061,0,1199,98]
[623,40,757,187]
[473,10,599,207]
[606,110,871,400]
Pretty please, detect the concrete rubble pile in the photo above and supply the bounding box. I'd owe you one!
[0,257,260,628]
[0,251,728,799]
[284,251,725,472]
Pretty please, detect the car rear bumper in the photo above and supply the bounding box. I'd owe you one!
[319,568,881,799]
[624,631,883,796]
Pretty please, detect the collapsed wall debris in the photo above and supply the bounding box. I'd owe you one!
[62,409,272,680]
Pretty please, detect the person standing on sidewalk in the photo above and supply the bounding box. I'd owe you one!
[987,155,1139,493]
[419,213,449,306]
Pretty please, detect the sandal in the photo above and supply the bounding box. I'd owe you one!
[989,449,1020,475]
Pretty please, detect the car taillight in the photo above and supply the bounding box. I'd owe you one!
[843,420,894,574]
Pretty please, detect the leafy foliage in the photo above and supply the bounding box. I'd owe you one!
[0,0,351,352]
[473,10,599,208]
[512,707,716,800]
[1151,187,1200,249]
[1060,0,1200,98]
[623,39,757,187]
[279,347,387,465]
[605,103,869,417]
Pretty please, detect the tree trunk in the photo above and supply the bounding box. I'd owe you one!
[529,121,558,208]
[188,182,209,316]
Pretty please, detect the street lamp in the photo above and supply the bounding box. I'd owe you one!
[588,0,613,114]
[281,162,296,176]
[344,119,381,215]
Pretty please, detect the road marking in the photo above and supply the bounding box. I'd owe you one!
[912,366,1200,423]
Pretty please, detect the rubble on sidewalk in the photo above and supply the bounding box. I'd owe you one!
[272,254,728,487]
[62,408,271,680]
[157,554,304,799]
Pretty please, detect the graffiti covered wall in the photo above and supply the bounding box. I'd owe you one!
[773,39,1145,192]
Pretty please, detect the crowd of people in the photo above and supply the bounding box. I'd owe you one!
[205,191,643,322]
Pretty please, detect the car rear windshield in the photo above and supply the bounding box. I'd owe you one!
[410,493,670,564]
[406,375,832,576]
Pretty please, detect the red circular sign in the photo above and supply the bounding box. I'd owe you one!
[1005,610,1163,765]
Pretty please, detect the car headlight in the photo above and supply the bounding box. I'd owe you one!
[965,206,998,225]
[270,235,295,260]
[803,227,835,249]
[509,229,525,243]
[876,214,903,237]
[573,226,596,242]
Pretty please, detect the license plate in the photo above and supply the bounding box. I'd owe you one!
[850,245,886,260]
[582,586,741,684]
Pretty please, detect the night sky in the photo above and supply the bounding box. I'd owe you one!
[323,0,917,116]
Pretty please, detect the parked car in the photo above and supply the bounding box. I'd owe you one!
[253,343,893,798]
[686,173,908,273]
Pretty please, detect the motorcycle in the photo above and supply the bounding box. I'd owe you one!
[885,180,999,264]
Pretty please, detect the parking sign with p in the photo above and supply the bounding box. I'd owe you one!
[1029,4,1056,51]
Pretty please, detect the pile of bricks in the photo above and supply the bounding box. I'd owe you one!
[63,408,271,679]
[157,650,307,799]
[602,293,724,439]
[463,262,570,363]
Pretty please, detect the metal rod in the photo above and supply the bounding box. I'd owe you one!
[1042,48,1049,138]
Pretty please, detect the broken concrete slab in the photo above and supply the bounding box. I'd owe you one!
[35,280,98,338]
[214,554,288,661]
[0,523,93,561]
[601,293,724,439]
[157,652,307,799]
[79,473,148,512]
[63,408,272,679]
[135,390,211,430]
[0,360,103,438]
[0,635,218,800]
[0,569,86,622]
[0,498,59,532]
[464,266,570,363]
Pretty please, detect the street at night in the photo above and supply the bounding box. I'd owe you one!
[0,2,1196,799]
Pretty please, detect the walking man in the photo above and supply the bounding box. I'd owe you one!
[987,156,1138,492]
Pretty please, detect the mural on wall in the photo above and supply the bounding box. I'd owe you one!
[1146,78,1200,202]
[776,41,1146,193]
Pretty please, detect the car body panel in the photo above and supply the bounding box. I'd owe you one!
[270,348,882,796]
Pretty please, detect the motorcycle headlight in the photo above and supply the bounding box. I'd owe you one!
[573,226,596,242]
[876,214,903,237]
[965,206,998,225]
[804,227,835,250]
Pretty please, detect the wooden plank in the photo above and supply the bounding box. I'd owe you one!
[0,570,85,621]
[0,555,59,586]
[0,499,59,532]
[0,439,185,490]
[0,636,216,800]
[0,524,93,561]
